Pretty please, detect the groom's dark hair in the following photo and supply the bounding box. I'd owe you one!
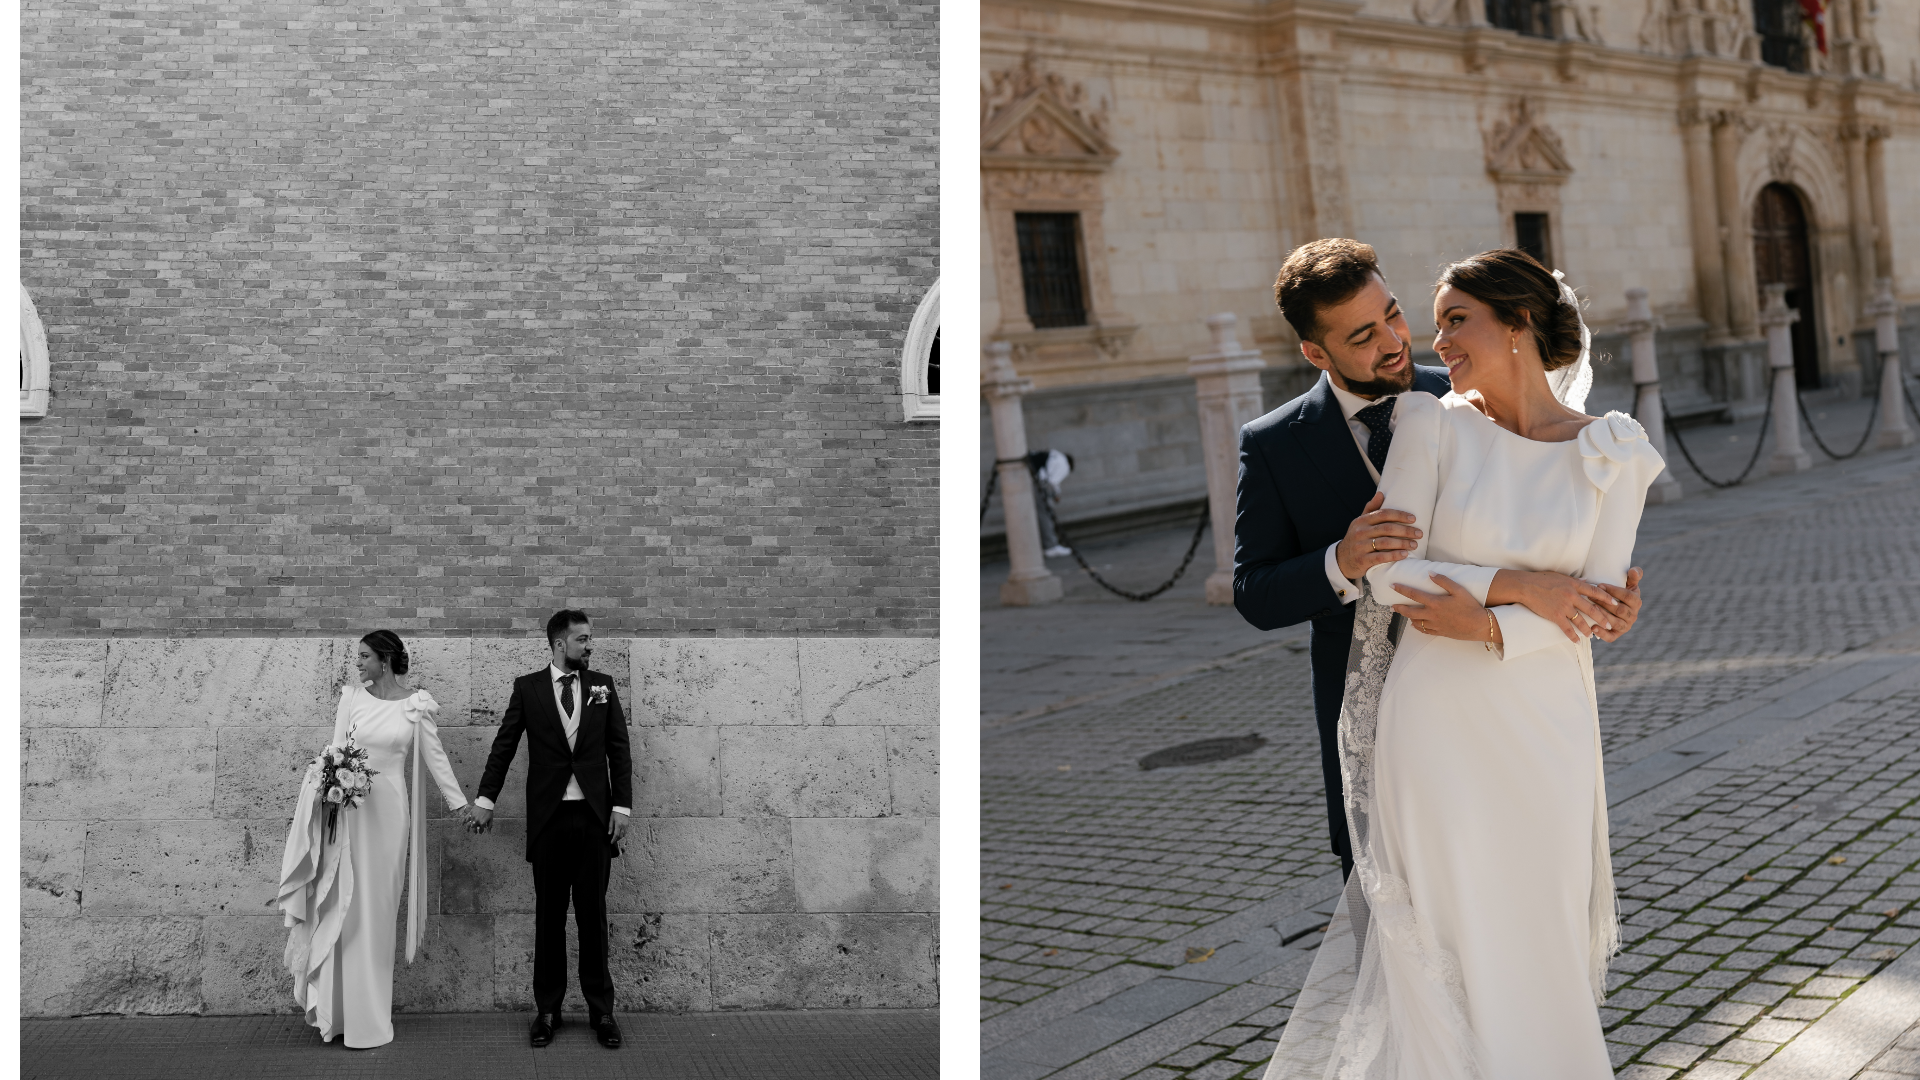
[1274,238,1382,346]
[546,609,591,648]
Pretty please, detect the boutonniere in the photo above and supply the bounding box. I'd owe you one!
[588,684,611,706]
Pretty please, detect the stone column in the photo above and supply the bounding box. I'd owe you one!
[1844,124,1878,326]
[984,342,1062,607]
[1681,107,1730,341]
[1763,284,1812,475]
[1713,111,1760,340]
[1187,314,1267,606]
[1869,279,1914,449]
[1867,126,1893,282]
[1624,288,1685,504]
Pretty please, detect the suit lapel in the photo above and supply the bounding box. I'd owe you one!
[1289,372,1374,498]
[530,668,569,751]
[1413,365,1452,397]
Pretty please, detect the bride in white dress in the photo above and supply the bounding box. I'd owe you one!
[273,630,472,1048]
[1267,250,1667,1079]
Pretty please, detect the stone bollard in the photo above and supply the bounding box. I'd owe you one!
[1187,314,1267,605]
[1761,283,1811,475]
[984,341,1063,606]
[1868,279,1915,450]
[1623,288,1684,505]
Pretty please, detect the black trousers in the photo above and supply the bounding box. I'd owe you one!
[531,801,614,1016]
[1309,621,1356,880]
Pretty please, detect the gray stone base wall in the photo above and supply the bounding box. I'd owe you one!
[21,636,938,1017]
[981,307,1920,548]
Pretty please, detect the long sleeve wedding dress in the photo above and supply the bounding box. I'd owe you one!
[274,685,468,1048]
[1266,389,1666,1080]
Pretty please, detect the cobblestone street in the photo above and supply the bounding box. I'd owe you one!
[982,393,1920,1079]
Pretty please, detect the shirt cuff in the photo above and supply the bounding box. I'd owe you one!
[1324,543,1360,605]
[474,796,494,811]
[612,806,631,816]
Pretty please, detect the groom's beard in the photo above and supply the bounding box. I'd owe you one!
[563,653,591,672]
[1337,353,1414,398]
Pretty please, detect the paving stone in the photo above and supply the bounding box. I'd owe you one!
[1714,1038,1782,1064]
[1643,1041,1710,1067]
[1770,996,1838,1021]
[1680,1062,1752,1080]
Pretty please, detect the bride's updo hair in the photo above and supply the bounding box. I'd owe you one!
[360,629,409,675]
[1435,249,1584,372]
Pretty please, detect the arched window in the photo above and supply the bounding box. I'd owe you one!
[902,278,939,422]
[21,286,49,418]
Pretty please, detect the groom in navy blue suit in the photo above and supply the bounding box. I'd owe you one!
[1233,239,1641,878]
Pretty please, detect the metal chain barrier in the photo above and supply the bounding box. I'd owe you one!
[1794,374,1881,460]
[1661,374,1775,489]
[1045,493,1211,602]
[979,458,1025,522]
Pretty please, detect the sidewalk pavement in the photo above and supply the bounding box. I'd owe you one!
[20,1009,937,1080]
[982,387,1920,1079]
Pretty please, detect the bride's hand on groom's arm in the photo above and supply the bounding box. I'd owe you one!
[1589,567,1644,644]
[1487,569,1624,642]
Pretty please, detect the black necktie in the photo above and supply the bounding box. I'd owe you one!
[559,673,575,719]
[1353,397,1397,474]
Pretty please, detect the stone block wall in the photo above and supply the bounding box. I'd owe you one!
[20,635,938,1017]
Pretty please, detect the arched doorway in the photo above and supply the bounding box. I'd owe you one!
[1751,182,1821,390]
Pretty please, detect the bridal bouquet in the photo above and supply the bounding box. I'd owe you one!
[308,741,378,844]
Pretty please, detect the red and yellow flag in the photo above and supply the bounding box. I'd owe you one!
[1797,0,1828,54]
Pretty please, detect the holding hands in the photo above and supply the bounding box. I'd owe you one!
[462,803,493,834]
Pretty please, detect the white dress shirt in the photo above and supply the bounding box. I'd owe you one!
[1323,383,1403,605]
[473,664,630,817]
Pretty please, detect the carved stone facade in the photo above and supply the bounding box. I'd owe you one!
[981,0,1920,536]
[982,56,1136,384]
[1484,98,1574,255]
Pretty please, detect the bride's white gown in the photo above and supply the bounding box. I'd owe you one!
[279,686,467,1048]
[1268,390,1665,1080]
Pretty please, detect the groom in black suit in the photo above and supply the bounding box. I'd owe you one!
[470,609,633,1049]
[1233,239,1641,878]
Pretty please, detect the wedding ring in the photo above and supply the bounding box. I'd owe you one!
[1370,538,1377,552]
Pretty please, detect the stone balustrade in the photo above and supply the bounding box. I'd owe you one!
[20,635,938,1017]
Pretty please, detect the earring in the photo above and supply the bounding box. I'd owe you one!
[1510,335,1518,354]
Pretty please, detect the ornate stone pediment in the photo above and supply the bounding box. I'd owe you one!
[981,57,1118,172]
[1485,99,1573,185]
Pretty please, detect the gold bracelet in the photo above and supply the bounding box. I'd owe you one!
[1483,609,1499,653]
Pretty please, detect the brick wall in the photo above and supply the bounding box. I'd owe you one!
[22,635,938,1015]
[20,0,939,635]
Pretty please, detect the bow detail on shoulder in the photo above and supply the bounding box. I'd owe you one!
[400,688,439,725]
[1576,411,1649,492]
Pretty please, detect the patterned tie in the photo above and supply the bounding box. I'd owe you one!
[559,673,575,720]
[1353,397,1397,474]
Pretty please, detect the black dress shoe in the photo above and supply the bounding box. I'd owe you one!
[590,1013,622,1049]
[530,1012,561,1047]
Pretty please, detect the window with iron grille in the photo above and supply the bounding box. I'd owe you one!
[1015,212,1089,329]
[1485,0,1552,37]
[1515,213,1552,270]
[1752,0,1808,72]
